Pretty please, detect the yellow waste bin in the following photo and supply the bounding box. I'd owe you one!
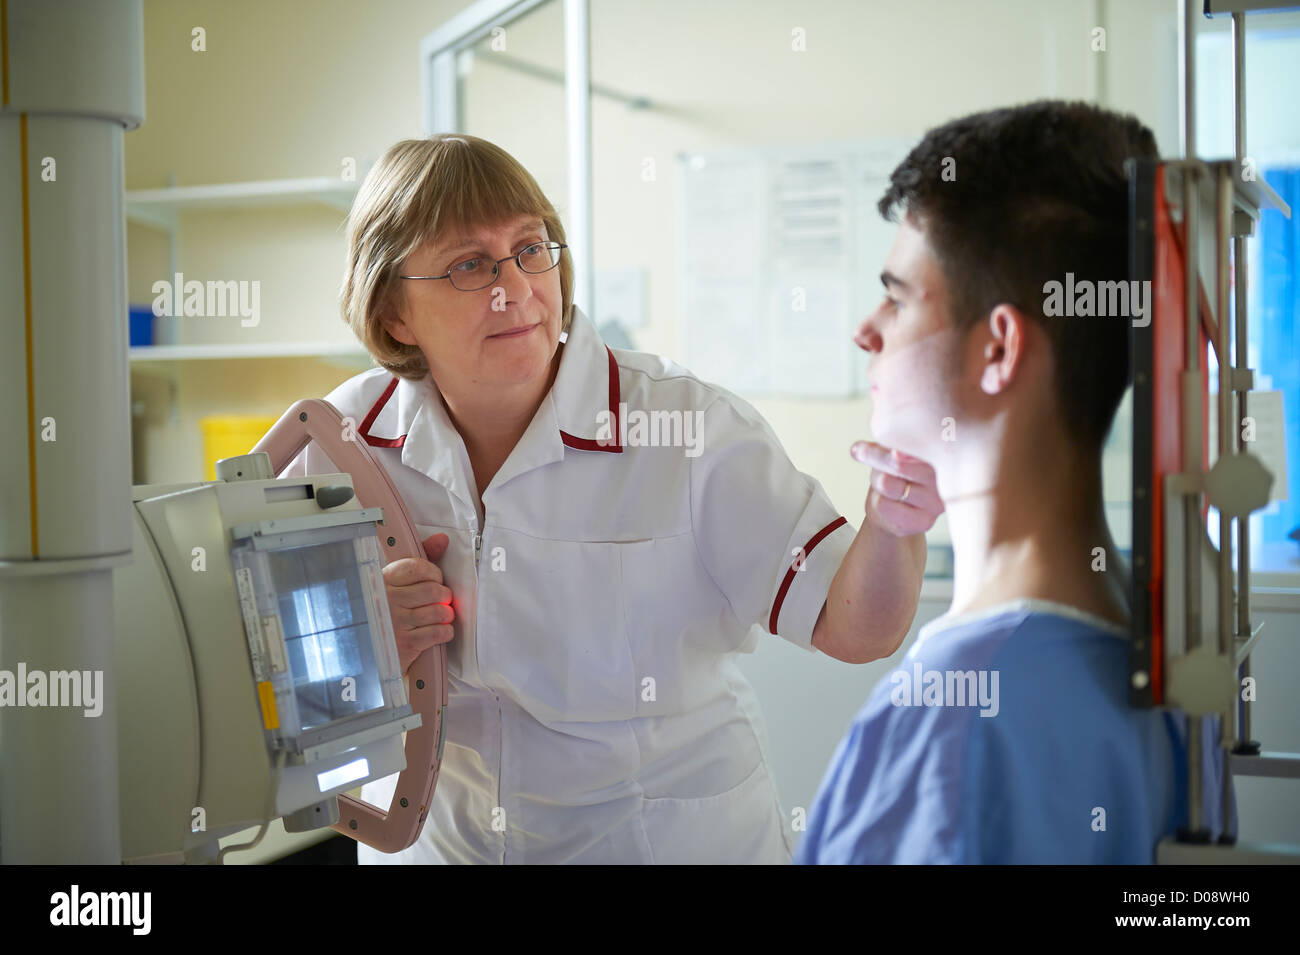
[200,415,280,481]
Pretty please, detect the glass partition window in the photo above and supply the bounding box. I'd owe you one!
[458,0,568,217]
[1197,22,1300,576]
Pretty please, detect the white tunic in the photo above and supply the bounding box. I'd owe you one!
[282,306,855,863]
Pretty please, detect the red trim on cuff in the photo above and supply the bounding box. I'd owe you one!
[359,376,407,448]
[768,516,848,636]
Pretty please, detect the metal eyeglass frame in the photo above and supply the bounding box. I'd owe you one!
[398,241,568,291]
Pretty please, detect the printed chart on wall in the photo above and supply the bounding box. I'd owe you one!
[676,138,915,398]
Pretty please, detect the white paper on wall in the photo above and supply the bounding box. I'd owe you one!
[678,138,914,397]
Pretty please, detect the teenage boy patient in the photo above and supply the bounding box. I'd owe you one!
[796,100,1230,864]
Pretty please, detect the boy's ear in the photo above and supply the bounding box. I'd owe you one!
[978,305,1028,396]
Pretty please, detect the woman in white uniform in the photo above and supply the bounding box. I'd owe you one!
[284,134,941,864]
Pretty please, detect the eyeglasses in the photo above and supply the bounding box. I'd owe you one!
[398,241,567,292]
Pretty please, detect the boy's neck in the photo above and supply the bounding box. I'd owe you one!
[941,441,1130,628]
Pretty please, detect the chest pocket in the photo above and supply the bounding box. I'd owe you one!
[620,532,743,714]
[477,530,638,724]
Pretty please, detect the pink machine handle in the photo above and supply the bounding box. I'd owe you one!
[252,398,447,854]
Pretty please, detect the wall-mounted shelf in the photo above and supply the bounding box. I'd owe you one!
[125,176,360,230]
[125,175,367,355]
[128,340,376,425]
[129,340,372,362]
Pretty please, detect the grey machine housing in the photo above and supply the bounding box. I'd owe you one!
[113,454,420,864]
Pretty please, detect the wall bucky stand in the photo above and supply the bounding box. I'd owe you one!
[1130,0,1297,864]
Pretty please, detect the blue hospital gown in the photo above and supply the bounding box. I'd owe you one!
[795,600,1233,864]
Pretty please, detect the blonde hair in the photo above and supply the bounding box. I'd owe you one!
[341,134,574,380]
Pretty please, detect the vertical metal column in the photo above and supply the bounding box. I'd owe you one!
[1178,0,1204,836]
[1231,10,1255,753]
[0,0,144,862]
[1214,159,1237,843]
[1227,8,1256,841]
[564,0,593,317]
[1216,164,1233,665]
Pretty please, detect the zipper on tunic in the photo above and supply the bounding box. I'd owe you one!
[495,691,504,864]
[468,508,503,861]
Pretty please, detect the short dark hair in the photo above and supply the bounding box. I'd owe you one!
[878,100,1159,450]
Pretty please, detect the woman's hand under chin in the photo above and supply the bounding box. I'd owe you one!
[852,441,944,537]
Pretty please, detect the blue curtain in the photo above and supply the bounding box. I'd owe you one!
[1258,167,1299,544]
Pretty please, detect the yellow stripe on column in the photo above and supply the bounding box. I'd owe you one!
[2,0,9,107]
[20,111,38,556]
[257,681,280,730]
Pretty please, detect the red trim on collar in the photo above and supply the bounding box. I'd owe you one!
[360,347,622,453]
[560,345,622,453]
[768,516,848,636]
[359,377,407,448]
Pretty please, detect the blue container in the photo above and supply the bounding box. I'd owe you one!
[128,305,154,346]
